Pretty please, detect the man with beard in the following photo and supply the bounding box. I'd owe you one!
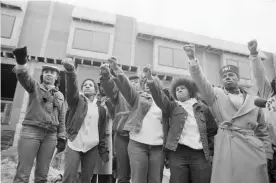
[12,46,66,183]
[184,44,272,183]
[249,39,276,183]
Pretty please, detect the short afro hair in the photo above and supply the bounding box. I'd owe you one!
[170,76,198,100]
[81,78,98,94]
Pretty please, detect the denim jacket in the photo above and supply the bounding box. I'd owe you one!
[110,69,169,147]
[64,69,109,159]
[148,80,218,161]
[100,75,132,134]
[14,66,66,138]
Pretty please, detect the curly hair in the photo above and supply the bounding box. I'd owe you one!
[81,78,99,94]
[40,74,61,88]
[170,76,198,100]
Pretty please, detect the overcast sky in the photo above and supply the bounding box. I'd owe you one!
[57,0,276,53]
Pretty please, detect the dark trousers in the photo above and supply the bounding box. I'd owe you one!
[13,125,57,183]
[91,174,115,183]
[169,144,212,183]
[62,145,98,183]
[128,139,164,183]
[114,133,131,183]
[269,150,276,183]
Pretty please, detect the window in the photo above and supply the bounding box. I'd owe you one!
[158,46,188,69]
[72,29,110,54]
[1,14,16,39]
[226,59,252,85]
[1,64,17,124]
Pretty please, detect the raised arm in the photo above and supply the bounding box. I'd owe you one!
[13,47,36,93]
[107,57,139,107]
[248,40,273,99]
[143,65,174,115]
[62,58,79,107]
[255,108,273,160]
[56,92,66,139]
[100,64,120,105]
[183,44,216,106]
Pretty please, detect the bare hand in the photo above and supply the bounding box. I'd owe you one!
[142,64,153,80]
[248,39,258,55]
[100,63,110,75]
[62,58,75,70]
[107,57,118,71]
[183,44,195,59]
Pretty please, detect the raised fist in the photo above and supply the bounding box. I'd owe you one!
[13,46,28,65]
[100,63,111,76]
[183,44,195,60]
[248,40,258,55]
[62,58,75,71]
[107,56,118,71]
[142,64,153,80]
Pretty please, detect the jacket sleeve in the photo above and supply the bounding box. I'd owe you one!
[250,55,273,99]
[147,80,174,115]
[56,92,66,139]
[105,98,115,120]
[64,69,79,107]
[255,108,273,159]
[204,104,218,156]
[112,67,139,107]
[100,75,119,105]
[98,106,109,161]
[13,64,36,93]
[188,59,217,106]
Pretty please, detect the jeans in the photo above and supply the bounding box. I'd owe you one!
[62,145,98,183]
[169,144,212,183]
[13,125,57,183]
[128,139,164,183]
[114,133,131,183]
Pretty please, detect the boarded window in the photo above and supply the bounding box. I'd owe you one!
[72,28,110,53]
[158,46,188,69]
[1,14,16,39]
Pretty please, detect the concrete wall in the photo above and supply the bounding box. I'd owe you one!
[44,2,74,59]
[112,15,135,65]
[17,1,51,55]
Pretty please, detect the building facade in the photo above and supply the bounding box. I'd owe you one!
[1,1,276,147]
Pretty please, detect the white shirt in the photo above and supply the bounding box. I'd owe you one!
[177,98,203,149]
[68,96,99,152]
[130,101,163,145]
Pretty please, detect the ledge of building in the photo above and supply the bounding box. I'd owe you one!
[137,22,267,59]
[1,51,138,73]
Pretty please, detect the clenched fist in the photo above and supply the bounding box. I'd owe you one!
[100,63,111,76]
[13,46,28,65]
[62,58,75,71]
[142,64,153,80]
[248,40,258,55]
[107,57,118,71]
[183,44,195,60]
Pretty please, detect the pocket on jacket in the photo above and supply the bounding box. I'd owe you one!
[245,135,264,150]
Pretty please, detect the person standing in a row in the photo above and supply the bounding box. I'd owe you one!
[12,46,66,183]
[144,65,217,183]
[104,57,169,183]
[61,58,109,183]
[100,63,140,183]
[248,39,276,182]
[184,44,272,183]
